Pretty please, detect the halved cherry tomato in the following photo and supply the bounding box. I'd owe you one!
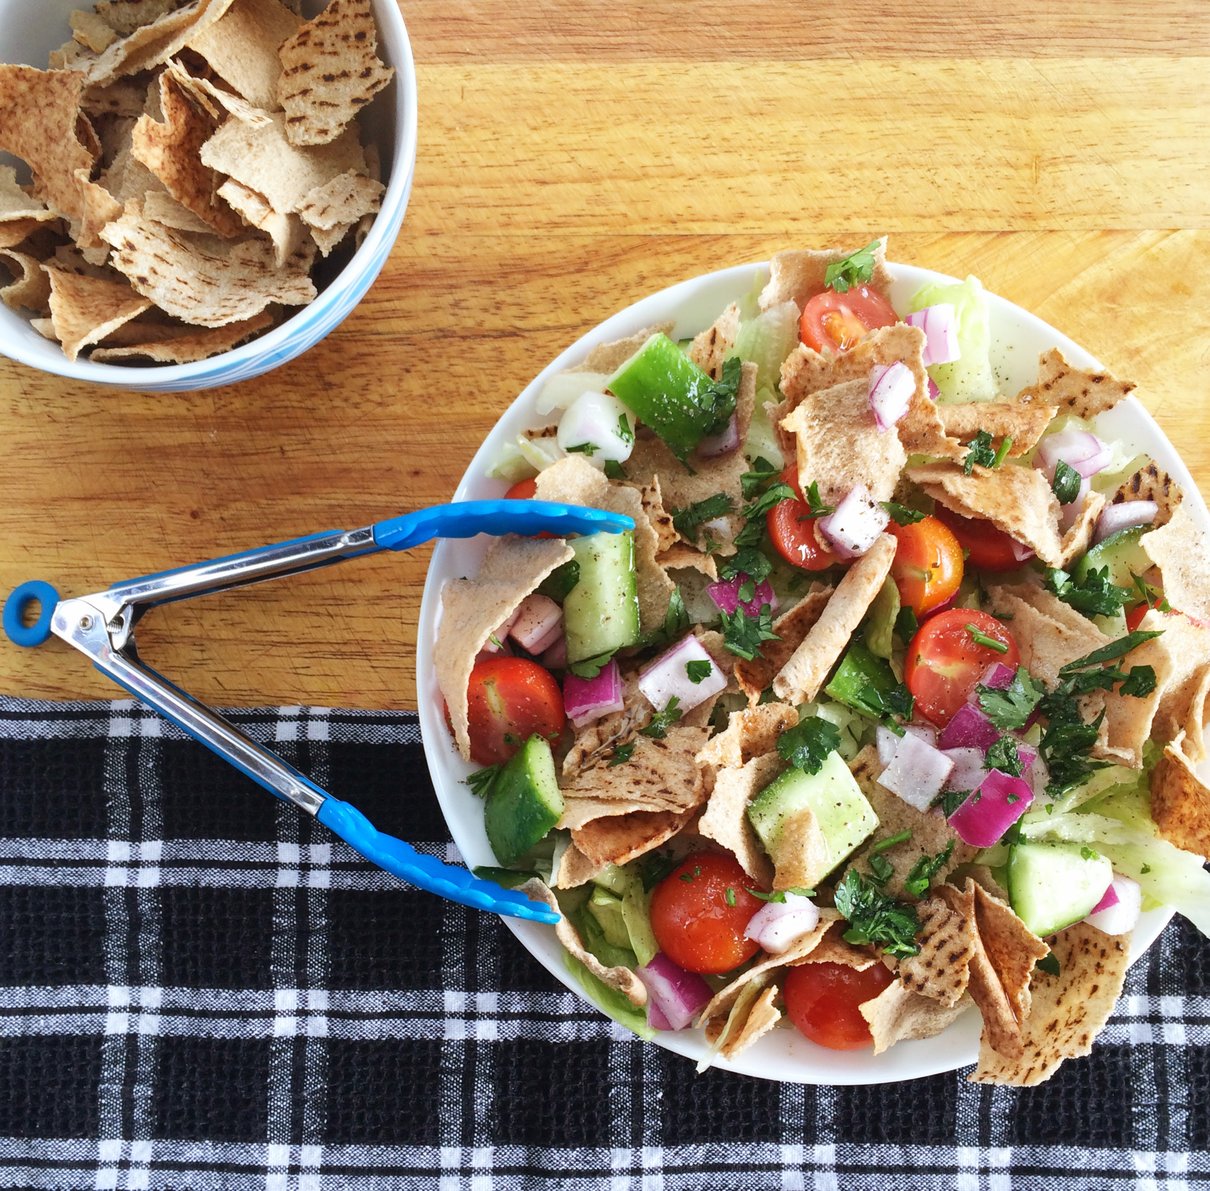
[648,852,765,974]
[464,655,564,765]
[504,477,538,500]
[766,467,845,572]
[905,607,1020,727]
[798,286,899,353]
[888,515,964,618]
[782,960,895,1050]
[931,503,1030,572]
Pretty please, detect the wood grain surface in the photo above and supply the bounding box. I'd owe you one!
[1,0,1208,711]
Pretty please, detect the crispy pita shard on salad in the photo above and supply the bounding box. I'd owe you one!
[434,236,1210,1086]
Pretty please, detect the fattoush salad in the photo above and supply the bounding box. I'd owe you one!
[433,238,1210,1085]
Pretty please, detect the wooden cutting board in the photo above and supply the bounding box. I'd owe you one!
[1,0,1207,710]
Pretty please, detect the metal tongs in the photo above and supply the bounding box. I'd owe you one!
[3,500,634,925]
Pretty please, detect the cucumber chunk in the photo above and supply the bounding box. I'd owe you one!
[1071,525,1152,589]
[482,735,564,866]
[562,531,640,665]
[1007,839,1113,937]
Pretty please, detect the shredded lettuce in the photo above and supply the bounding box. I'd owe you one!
[734,301,800,394]
[743,384,785,470]
[485,432,565,482]
[534,370,613,416]
[562,952,654,1039]
[908,275,996,403]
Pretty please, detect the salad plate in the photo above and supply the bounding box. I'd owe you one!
[415,256,1203,1084]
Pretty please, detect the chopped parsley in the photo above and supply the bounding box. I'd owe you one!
[719,545,773,587]
[466,764,502,799]
[903,841,955,898]
[679,863,703,883]
[1044,565,1133,619]
[700,355,743,438]
[640,697,683,739]
[1058,630,1164,674]
[671,492,734,540]
[984,736,1023,776]
[719,603,780,660]
[724,886,737,907]
[608,742,635,767]
[1036,952,1061,977]
[801,479,835,520]
[824,239,880,293]
[616,414,635,447]
[935,788,971,817]
[977,666,1045,731]
[538,559,580,602]
[748,886,815,903]
[567,652,611,679]
[1051,459,1082,504]
[565,441,598,457]
[685,659,714,684]
[895,605,920,644]
[776,716,842,775]
[833,869,920,959]
[603,459,627,481]
[639,588,690,652]
[741,456,780,498]
[962,430,1012,474]
[881,500,928,526]
[967,623,1010,653]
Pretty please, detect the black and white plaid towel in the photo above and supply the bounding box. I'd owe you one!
[0,694,1207,1190]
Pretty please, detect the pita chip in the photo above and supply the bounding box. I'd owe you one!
[1149,730,1210,857]
[44,265,153,360]
[186,0,300,111]
[216,178,306,268]
[570,807,695,870]
[0,167,57,226]
[696,751,781,886]
[1110,460,1182,525]
[101,208,317,326]
[0,248,51,312]
[983,580,1108,685]
[703,981,782,1062]
[276,0,393,146]
[688,301,740,379]
[141,189,215,234]
[163,59,273,127]
[91,310,274,362]
[297,168,384,233]
[132,69,245,236]
[1016,348,1135,421]
[520,879,647,1008]
[71,9,120,52]
[734,584,833,704]
[84,0,239,85]
[435,535,573,760]
[1142,500,1210,625]
[971,921,1128,1086]
[937,401,1057,458]
[860,979,968,1056]
[95,0,191,37]
[780,378,907,505]
[0,220,44,250]
[898,894,977,1007]
[772,534,896,704]
[758,237,893,311]
[698,703,798,771]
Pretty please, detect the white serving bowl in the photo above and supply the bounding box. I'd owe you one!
[0,0,416,391]
[417,259,1201,1084]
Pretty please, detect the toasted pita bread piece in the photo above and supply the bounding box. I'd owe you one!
[533,454,676,634]
[84,0,239,85]
[688,302,740,379]
[276,0,393,146]
[142,189,215,234]
[0,220,47,250]
[91,310,274,362]
[186,0,300,111]
[1110,460,1182,525]
[698,703,798,771]
[733,584,833,704]
[216,178,306,268]
[937,401,1058,458]
[1142,500,1210,625]
[777,322,950,459]
[0,248,52,312]
[163,59,273,128]
[897,893,977,1007]
[44,265,153,360]
[1016,348,1135,421]
[860,978,969,1056]
[571,807,697,872]
[71,9,122,52]
[1149,730,1210,857]
[908,461,1084,569]
[847,745,972,898]
[984,579,1109,685]
[703,981,782,1062]
[95,0,191,37]
[82,77,147,118]
[0,167,58,226]
[758,237,894,312]
[297,168,383,234]
[435,535,573,760]
[520,879,647,1008]
[132,69,244,236]
[696,751,781,886]
[780,378,907,506]
[101,207,316,326]
[971,921,1128,1086]
[772,534,896,704]
[572,323,674,375]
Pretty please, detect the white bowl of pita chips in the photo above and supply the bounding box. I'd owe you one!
[418,243,1210,1085]
[0,0,415,390]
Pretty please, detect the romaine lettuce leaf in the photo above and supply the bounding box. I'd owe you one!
[908,275,996,403]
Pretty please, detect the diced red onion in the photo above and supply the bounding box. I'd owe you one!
[647,999,673,1031]
[905,304,960,366]
[744,892,821,954]
[637,634,727,713]
[1015,742,1037,772]
[508,594,563,652]
[1085,874,1142,936]
[868,361,914,430]
[1091,881,1120,915]
[817,485,889,559]
[1035,428,1113,482]
[562,659,623,727]
[1094,500,1158,545]
[938,702,1000,750]
[541,635,567,670]
[980,662,1016,690]
[707,573,778,618]
[637,952,713,1031]
[696,414,740,459]
[528,619,564,657]
[926,376,940,400]
[941,746,989,793]
[877,730,955,812]
[1008,538,1035,563]
[556,389,636,464]
[947,771,1033,847]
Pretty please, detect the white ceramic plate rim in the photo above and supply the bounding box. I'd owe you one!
[417,259,1203,1085]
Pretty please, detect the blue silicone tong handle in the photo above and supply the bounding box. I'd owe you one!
[315,797,557,923]
[371,499,633,550]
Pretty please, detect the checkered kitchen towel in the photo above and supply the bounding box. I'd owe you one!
[0,695,1207,1191]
